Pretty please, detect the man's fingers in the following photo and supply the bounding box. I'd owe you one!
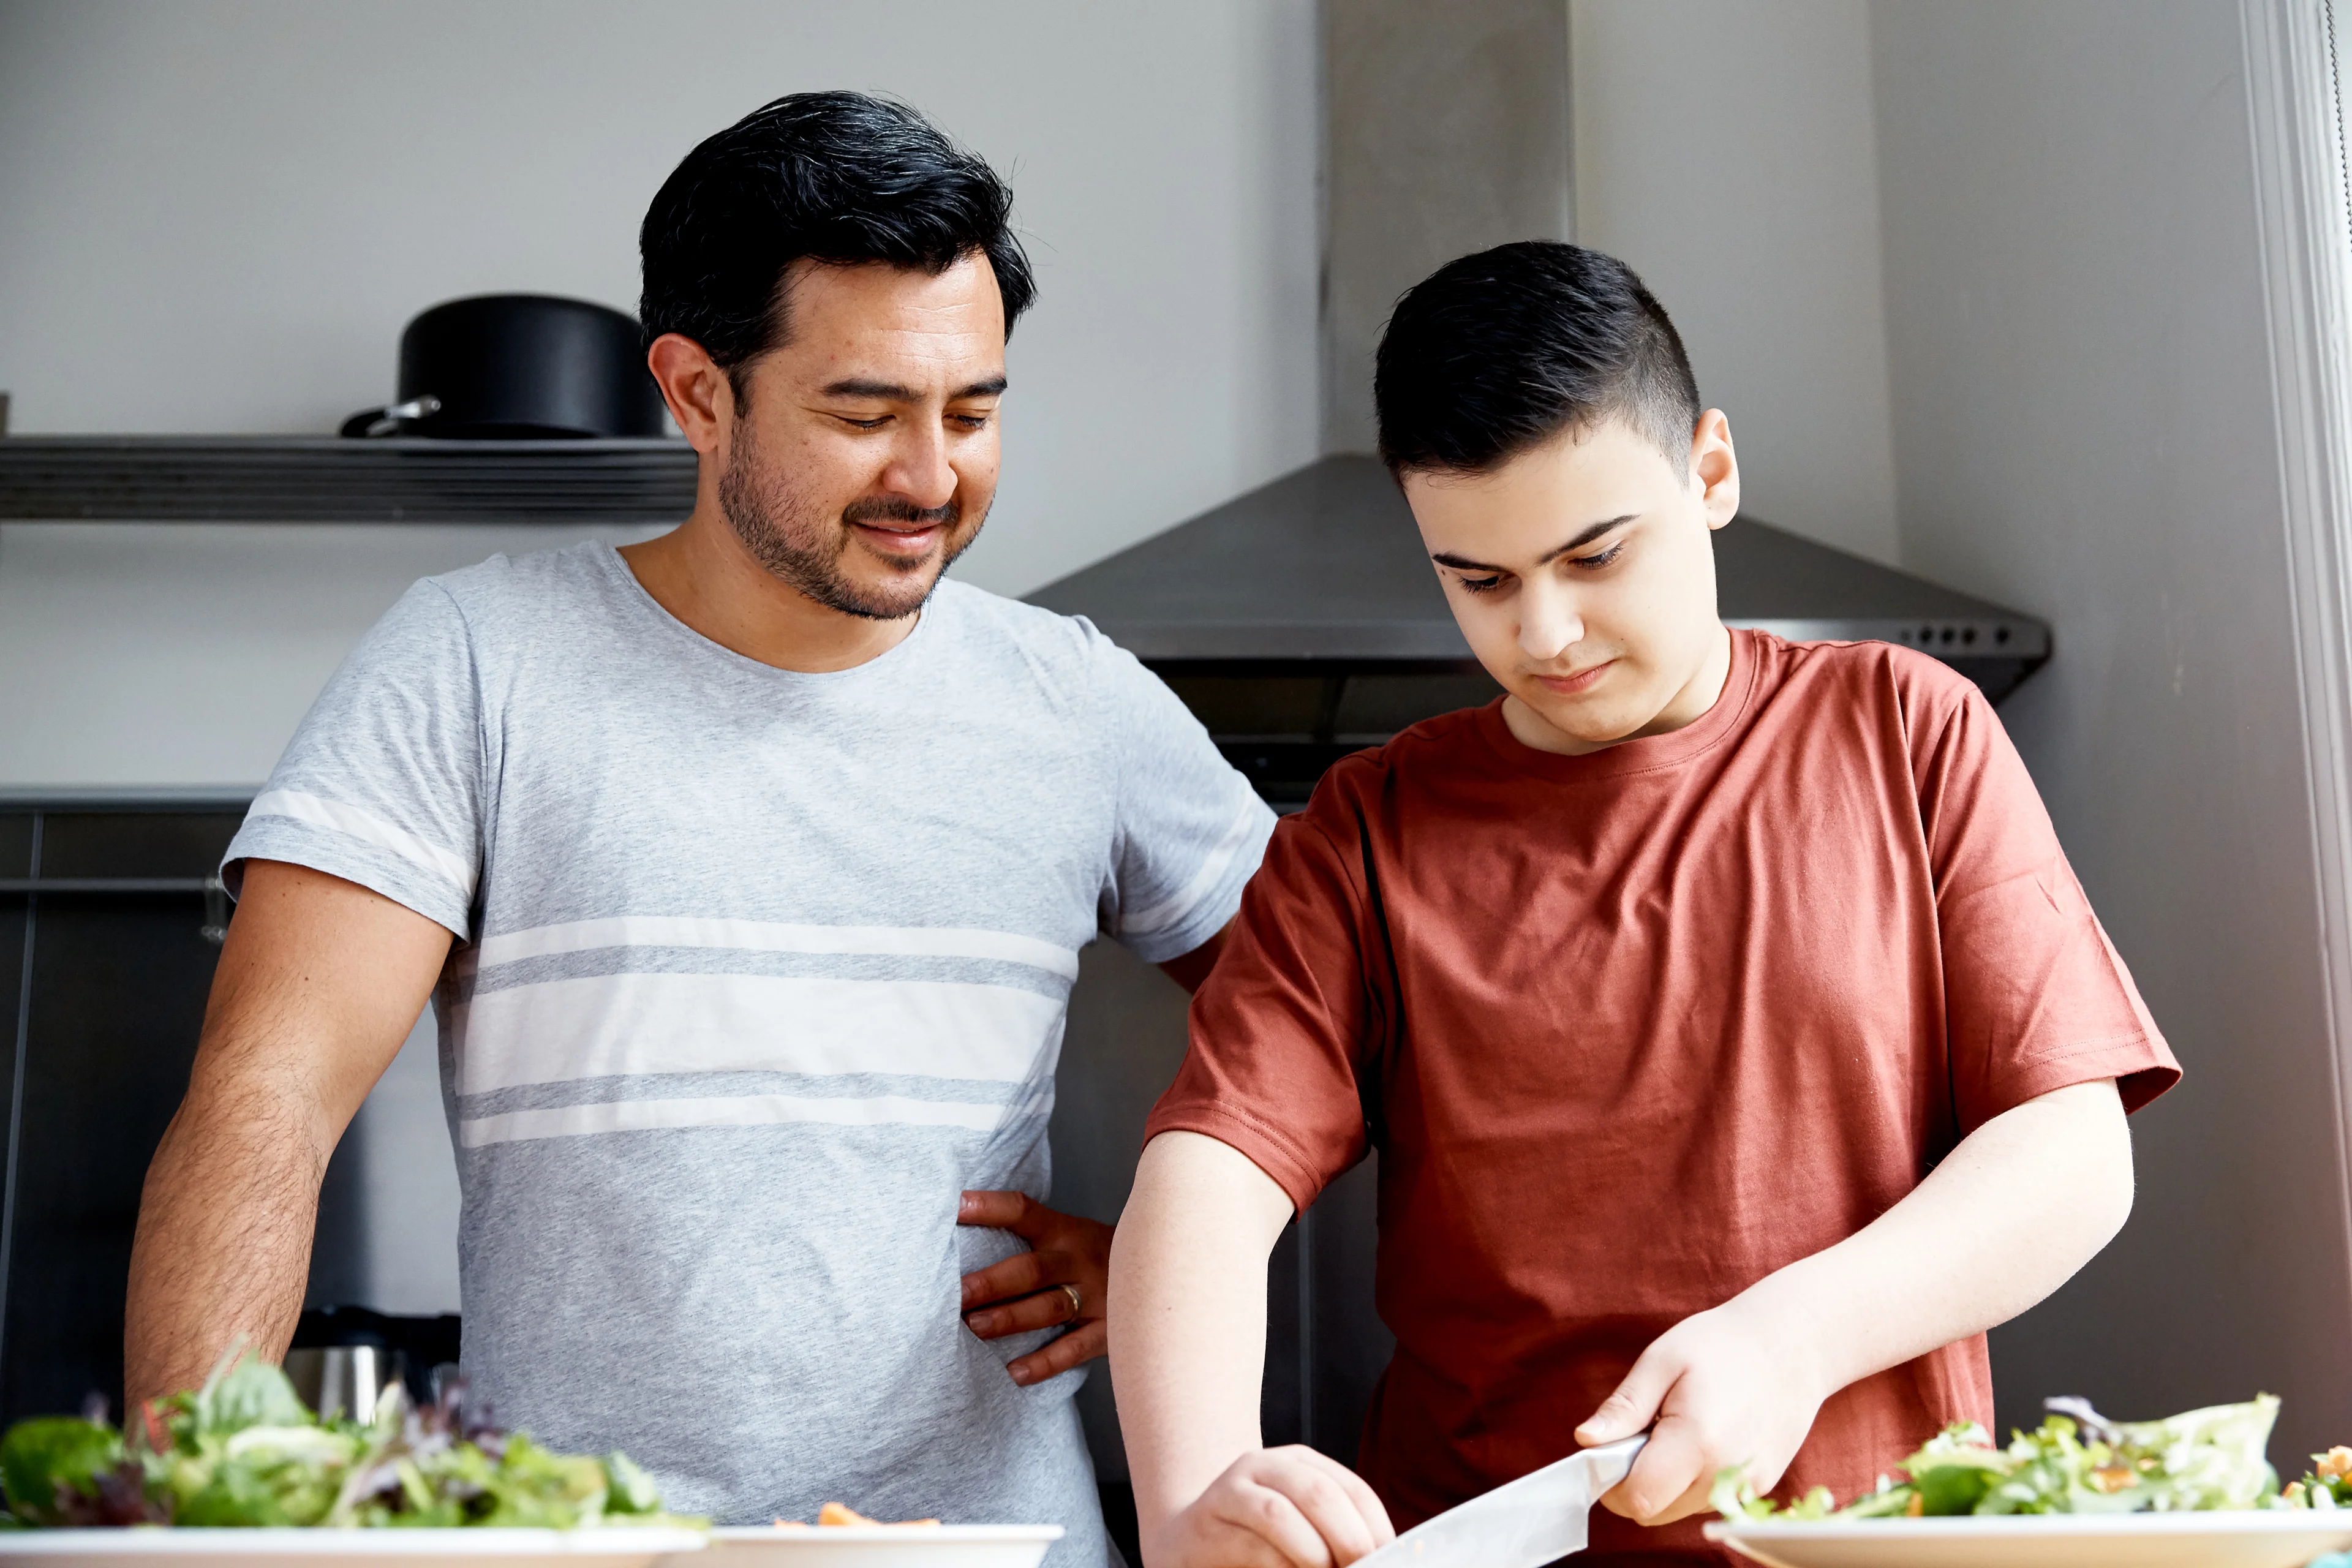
[1601,1420,1706,1523]
[966,1284,1084,1340]
[958,1188,1036,1232]
[1575,1343,1679,1447]
[1006,1321,1106,1385]
[959,1248,1057,1310]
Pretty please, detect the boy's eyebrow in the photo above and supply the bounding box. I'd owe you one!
[1429,513,1638,574]
[820,375,1009,401]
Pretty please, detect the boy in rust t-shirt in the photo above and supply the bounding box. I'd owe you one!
[1107,243,2180,1568]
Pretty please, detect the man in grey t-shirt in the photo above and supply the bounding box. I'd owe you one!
[124,93,1272,1566]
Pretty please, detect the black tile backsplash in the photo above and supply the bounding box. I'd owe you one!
[39,813,245,880]
[0,818,32,880]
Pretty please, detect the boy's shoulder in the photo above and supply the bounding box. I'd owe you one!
[1745,630,1989,736]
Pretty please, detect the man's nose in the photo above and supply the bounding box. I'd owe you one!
[1520,588,1584,661]
[880,422,957,510]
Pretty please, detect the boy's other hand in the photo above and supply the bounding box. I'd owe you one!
[1150,1446,1394,1568]
[1575,1298,1829,1526]
[957,1189,1111,1385]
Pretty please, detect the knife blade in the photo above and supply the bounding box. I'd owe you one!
[1351,1435,1648,1568]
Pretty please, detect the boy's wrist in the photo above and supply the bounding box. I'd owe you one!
[1712,1273,1847,1409]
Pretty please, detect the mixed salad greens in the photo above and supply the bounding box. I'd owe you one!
[1712,1393,2334,1520]
[0,1351,699,1530]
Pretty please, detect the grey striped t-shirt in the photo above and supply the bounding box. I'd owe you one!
[223,542,1274,1562]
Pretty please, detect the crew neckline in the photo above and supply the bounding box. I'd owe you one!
[592,540,941,684]
[1471,627,1760,782]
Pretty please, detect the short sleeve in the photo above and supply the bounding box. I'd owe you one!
[222,579,485,940]
[1087,622,1277,963]
[1916,684,2181,1127]
[1142,800,1378,1212]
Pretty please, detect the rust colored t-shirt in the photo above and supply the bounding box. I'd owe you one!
[1145,631,2179,1564]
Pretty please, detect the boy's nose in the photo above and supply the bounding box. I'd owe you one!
[1519,595,1585,662]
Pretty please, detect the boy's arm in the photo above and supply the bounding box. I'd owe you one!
[1576,1076,2133,1525]
[1112,1131,1396,1568]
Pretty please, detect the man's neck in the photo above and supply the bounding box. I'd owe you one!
[617,505,919,674]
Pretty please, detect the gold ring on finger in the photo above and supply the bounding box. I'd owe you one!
[1060,1283,1082,1318]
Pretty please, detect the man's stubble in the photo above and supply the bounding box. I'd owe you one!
[717,417,988,621]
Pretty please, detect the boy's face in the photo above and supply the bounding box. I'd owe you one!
[1402,410,1741,755]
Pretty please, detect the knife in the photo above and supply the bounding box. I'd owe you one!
[1351,1435,1648,1568]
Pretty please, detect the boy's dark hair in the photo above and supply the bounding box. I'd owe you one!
[639,91,1035,398]
[1374,241,1700,478]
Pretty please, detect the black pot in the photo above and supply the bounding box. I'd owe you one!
[340,294,669,439]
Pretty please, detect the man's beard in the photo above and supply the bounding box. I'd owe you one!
[717,422,986,621]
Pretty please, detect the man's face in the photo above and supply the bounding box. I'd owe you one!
[716,253,1006,620]
[1402,412,1740,754]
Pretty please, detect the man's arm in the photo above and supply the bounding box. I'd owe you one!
[1156,917,1234,994]
[1576,1077,2134,1523]
[954,918,1239,1382]
[124,859,452,1411]
[1111,1131,1393,1568]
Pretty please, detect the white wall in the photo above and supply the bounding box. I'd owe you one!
[1872,0,2352,1460]
[0,0,1319,786]
[1569,0,1901,565]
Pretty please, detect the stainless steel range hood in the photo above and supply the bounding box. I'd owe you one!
[1027,453,2049,699]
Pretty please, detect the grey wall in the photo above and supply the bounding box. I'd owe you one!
[1569,0,1901,565]
[1322,0,1572,453]
[0,0,1318,786]
[1874,1,2352,1458]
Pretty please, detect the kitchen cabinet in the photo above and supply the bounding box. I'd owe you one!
[0,801,243,1426]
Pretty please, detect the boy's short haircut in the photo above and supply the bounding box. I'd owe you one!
[1374,241,1701,479]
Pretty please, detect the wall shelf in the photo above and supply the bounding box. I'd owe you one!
[0,436,696,524]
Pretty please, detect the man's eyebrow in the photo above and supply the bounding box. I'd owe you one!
[1429,514,1638,575]
[819,375,1009,401]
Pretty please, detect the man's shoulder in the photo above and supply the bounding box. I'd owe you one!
[930,576,1098,654]
[418,540,613,614]
[926,578,1134,701]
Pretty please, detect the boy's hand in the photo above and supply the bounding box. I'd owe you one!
[1574,1297,1830,1526]
[1150,1446,1395,1568]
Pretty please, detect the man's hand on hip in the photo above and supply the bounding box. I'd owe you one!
[957,1189,1111,1385]
[1151,1446,1393,1568]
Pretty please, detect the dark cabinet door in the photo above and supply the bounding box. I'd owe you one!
[0,807,243,1426]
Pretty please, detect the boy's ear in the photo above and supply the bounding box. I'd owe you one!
[1691,409,1740,530]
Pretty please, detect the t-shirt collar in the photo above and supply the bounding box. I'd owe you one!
[1469,625,1760,782]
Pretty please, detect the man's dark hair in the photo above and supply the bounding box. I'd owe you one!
[639,91,1035,396]
[1374,241,1700,478]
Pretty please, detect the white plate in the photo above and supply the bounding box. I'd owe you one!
[0,1528,708,1568]
[1704,1510,2352,1568]
[679,1525,1061,1568]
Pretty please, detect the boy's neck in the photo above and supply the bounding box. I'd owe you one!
[1502,622,1735,757]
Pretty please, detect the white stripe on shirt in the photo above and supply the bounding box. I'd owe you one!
[470,916,1079,979]
[451,970,1063,1095]
[1119,794,1263,937]
[458,1091,1004,1148]
[246,789,476,896]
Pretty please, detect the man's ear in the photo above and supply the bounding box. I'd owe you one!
[647,333,734,454]
[1689,409,1740,530]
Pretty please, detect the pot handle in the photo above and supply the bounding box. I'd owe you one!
[337,394,442,439]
